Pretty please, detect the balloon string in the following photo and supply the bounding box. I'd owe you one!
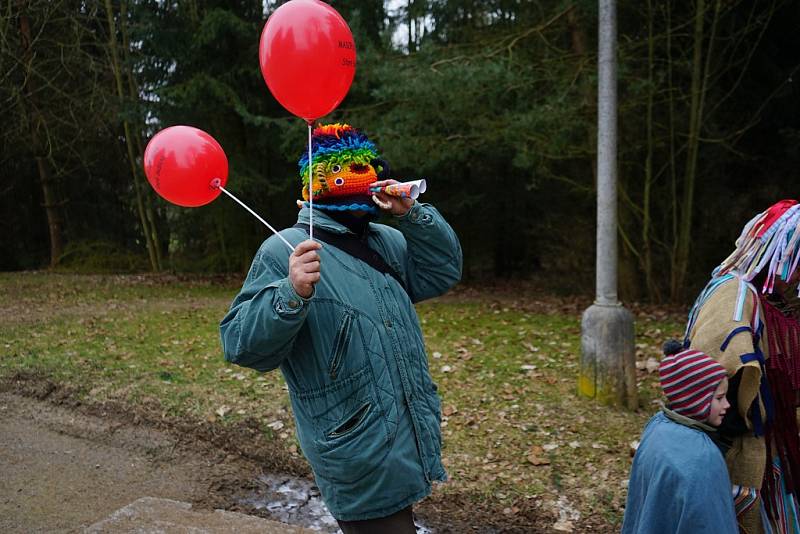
[307,123,313,241]
[217,185,294,251]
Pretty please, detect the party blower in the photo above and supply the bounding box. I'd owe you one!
[143,125,295,251]
[370,179,427,200]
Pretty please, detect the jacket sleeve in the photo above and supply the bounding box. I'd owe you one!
[219,234,310,372]
[395,202,462,303]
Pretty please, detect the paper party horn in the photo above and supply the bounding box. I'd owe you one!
[370,180,427,200]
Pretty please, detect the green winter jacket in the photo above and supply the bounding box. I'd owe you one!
[219,203,462,521]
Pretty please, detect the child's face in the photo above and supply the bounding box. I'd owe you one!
[707,377,730,427]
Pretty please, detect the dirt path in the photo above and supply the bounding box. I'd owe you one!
[0,377,582,533]
[0,391,254,533]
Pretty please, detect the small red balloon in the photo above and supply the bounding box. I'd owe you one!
[143,126,228,208]
[259,0,356,121]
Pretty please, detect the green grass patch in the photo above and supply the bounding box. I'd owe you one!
[0,272,685,529]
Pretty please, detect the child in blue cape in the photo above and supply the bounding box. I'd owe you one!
[621,343,738,534]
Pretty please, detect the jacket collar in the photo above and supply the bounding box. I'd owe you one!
[661,404,733,455]
[296,206,348,234]
[660,403,717,433]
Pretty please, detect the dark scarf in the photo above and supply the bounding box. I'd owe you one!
[324,208,376,240]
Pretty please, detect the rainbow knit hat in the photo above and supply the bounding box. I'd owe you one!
[659,348,728,423]
[297,124,386,213]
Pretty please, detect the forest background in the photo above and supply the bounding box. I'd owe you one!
[3,0,799,304]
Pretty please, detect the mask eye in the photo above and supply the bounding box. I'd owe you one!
[330,164,342,174]
[334,177,345,186]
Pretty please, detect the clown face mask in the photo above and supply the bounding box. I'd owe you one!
[297,123,388,213]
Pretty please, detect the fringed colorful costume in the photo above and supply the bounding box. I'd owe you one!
[297,123,388,214]
[685,200,800,533]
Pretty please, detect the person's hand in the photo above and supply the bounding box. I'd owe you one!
[371,179,414,216]
[289,240,321,298]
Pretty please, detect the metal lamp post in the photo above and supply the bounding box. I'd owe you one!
[578,0,637,410]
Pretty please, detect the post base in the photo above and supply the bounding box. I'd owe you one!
[579,303,637,410]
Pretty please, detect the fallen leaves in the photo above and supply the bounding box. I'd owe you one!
[525,445,550,466]
[266,420,285,431]
[635,357,660,374]
[1,273,690,532]
[552,519,575,532]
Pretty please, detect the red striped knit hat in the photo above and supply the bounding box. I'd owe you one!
[659,349,728,422]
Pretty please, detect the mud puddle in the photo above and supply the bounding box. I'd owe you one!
[242,473,433,533]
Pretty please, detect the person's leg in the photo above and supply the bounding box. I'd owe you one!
[336,506,416,534]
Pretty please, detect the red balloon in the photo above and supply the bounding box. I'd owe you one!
[259,0,356,121]
[143,126,228,208]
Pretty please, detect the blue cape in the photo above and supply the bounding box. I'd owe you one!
[621,412,738,534]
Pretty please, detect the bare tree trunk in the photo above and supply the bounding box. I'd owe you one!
[672,0,707,301]
[120,0,163,270]
[566,6,596,184]
[36,155,64,266]
[641,0,659,302]
[407,1,415,52]
[216,214,231,272]
[666,1,679,288]
[104,0,159,272]
[567,7,589,104]
[182,0,200,26]
[671,0,721,302]
[19,2,63,267]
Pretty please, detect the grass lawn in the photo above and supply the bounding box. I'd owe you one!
[0,272,686,530]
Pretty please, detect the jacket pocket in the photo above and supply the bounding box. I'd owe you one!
[295,366,390,484]
[328,310,353,380]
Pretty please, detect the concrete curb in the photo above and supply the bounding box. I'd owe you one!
[85,496,312,533]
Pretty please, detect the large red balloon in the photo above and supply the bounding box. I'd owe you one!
[143,126,228,208]
[259,0,356,121]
